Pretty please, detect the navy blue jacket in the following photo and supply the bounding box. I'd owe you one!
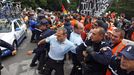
[76,39,112,75]
[0,39,14,55]
[33,29,55,53]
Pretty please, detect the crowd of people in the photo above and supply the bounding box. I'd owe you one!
[22,9,134,75]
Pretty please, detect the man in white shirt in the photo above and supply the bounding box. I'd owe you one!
[38,27,76,75]
[69,22,84,75]
[70,22,84,46]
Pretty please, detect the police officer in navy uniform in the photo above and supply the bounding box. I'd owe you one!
[108,45,134,75]
[76,27,112,75]
[27,21,55,70]
[0,39,16,73]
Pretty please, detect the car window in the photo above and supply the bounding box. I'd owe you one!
[14,22,20,30]
[17,20,23,26]
[0,21,12,33]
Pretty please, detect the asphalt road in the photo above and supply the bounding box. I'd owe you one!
[1,30,73,75]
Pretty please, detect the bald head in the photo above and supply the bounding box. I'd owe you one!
[73,22,84,34]
[95,27,106,36]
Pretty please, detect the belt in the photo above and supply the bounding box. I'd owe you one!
[48,57,64,63]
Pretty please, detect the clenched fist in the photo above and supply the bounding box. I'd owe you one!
[27,50,33,55]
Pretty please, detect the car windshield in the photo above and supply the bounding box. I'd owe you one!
[0,20,12,33]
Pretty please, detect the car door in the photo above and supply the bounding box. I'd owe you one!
[13,20,24,43]
[16,19,27,31]
[16,19,26,38]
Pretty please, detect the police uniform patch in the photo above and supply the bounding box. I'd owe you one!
[100,47,111,51]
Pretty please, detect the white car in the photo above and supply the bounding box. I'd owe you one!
[0,19,27,57]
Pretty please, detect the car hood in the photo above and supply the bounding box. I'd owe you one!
[0,33,14,50]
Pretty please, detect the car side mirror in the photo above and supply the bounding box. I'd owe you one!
[15,28,21,31]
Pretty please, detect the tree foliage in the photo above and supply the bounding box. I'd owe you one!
[47,0,61,11]
[12,0,134,19]
[108,0,134,19]
[37,0,47,8]
[13,0,79,11]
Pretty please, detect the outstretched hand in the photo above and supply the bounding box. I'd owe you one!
[27,50,33,55]
[12,50,17,55]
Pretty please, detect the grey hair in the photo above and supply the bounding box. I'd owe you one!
[57,27,67,35]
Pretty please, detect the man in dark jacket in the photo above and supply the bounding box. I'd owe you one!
[0,39,16,73]
[29,18,38,42]
[76,27,112,75]
[27,21,56,74]
[108,45,134,75]
[127,20,134,41]
[64,17,73,39]
[119,45,134,75]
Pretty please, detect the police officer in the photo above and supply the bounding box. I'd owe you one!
[76,27,112,75]
[108,45,134,75]
[29,18,38,43]
[0,39,16,74]
[119,45,134,75]
[27,22,55,69]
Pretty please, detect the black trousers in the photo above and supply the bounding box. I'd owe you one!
[43,57,64,75]
[30,30,36,42]
[38,53,47,70]
[30,53,40,65]
[70,53,82,75]
[0,57,2,75]
[31,47,47,70]
[0,51,3,70]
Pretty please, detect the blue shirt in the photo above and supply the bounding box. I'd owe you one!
[46,35,76,60]
[29,19,37,31]
[69,32,83,46]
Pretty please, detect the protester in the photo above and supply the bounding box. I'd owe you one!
[37,27,76,75]
[106,28,126,75]
[127,20,134,41]
[69,22,84,75]
[64,17,73,39]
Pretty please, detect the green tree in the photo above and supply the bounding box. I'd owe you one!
[68,0,79,11]
[37,0,47,8]
[108,0,134,19]
[47,0,61,11]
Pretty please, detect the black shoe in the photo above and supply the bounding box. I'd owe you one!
[38,70,44,74]
[0,65,3,70]
[30,64,37,67]
[30,40,37,43]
